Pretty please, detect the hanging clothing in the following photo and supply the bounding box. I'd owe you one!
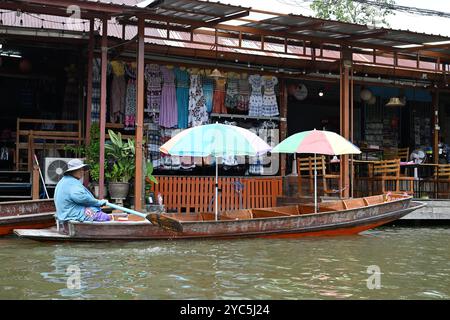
[175,67,190,129]
[124,63,136,130]
[145,64,162,117]
[225,75,239,111]
[146,122,161,169]
[188,74,208,127]
[110,61,126,123]
[202,76,214,113]
[212,78,227,114]
[91,58,101,123]
[262,76,279,117]
[237,76,250,113]
[248,74,263,117]
[159,66,178,128]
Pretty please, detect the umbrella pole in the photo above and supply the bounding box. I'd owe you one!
[314,153,317,214]
[215,157,218,221]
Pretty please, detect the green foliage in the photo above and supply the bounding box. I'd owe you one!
[310,0,395,27]
[64,123,104,182]
[105,130,158,185]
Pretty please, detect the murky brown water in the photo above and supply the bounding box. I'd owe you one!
[0,225,449,299]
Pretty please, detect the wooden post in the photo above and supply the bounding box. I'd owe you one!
[98,17,108,199]
[85,18,94,145]
[32,164,40,200]
[134,16,145,211]
[432,90,440,164]
[340,55,351,198]
[28,130,34,172]
[279,79,288,177]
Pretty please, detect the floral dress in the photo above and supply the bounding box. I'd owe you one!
[225,76,239,111]
[248,74,263,117]
[159,66,178,128]
[124,63,136,130]
[262,76,279,117]
[188,74,208,127]
[237,76,250,113]
[145,64,162,120]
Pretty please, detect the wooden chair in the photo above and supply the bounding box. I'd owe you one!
[433,164,450,199]
[297,156,340,197]
[398,147,409,162]
[372,159,414,195]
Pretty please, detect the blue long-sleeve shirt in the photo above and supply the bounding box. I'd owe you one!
[54,175,103,221]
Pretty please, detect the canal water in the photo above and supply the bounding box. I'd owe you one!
[0,225,449,299]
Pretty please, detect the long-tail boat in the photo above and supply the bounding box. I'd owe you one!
[0,199,55,236]
[14,194,424,241]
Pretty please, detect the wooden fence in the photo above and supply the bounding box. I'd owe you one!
[153,176,283,213]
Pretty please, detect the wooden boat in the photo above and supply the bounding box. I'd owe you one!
[14,194,424,241]
[0,199,55,236]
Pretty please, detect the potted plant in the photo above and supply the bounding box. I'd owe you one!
[105,130,135,199]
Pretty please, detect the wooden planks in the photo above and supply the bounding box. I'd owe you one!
[152,176,282,213]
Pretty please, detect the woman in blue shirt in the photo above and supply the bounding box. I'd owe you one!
[54,159,110,222]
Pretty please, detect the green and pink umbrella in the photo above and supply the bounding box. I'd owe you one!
[272,129,361,212]
[160,123,271,220]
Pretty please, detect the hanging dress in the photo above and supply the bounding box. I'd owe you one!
[91,58,101,123]
[188,74,208,127]
[248,74,263,117]
[124,63,136,130]
[146,121,161,169]
[145,64,162,122]
[110,60,126,123]
[175,67,190,129]
[237,76,250,113]
[225,75,239,111]
[212,78,227,114]
[202,76,214,113]
[159,66,178,128]
[262,76,279,117]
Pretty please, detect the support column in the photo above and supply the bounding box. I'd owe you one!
[98,18,108,199]
[279,79,288,177]
[432,90,440,164]
[134,16,145,211]
[85,18,94,144]
[340,57,351,198]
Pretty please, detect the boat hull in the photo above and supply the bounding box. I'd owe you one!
[14,197,425,242]
[0,199,55,236]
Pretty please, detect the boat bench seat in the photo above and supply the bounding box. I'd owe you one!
[251,209,292,219]
[265,206,300,215]
[220,209,253,220]
[168,213,204,221]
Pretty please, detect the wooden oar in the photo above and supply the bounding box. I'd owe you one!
[105,202,183,232]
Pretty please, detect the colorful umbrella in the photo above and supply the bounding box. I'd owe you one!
[272,129,361,213]
[160,123,271,220]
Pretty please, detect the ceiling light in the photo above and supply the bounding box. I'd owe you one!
[318,89,324,97]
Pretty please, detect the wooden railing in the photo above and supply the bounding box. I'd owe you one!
[153,176,283,213]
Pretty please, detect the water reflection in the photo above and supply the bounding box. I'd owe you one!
[0,226,448,299]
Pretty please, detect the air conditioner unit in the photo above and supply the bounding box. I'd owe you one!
[44,157,76,185]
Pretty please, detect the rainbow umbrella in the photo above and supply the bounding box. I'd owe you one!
[160,123,271,220]
[272,129,361,212]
